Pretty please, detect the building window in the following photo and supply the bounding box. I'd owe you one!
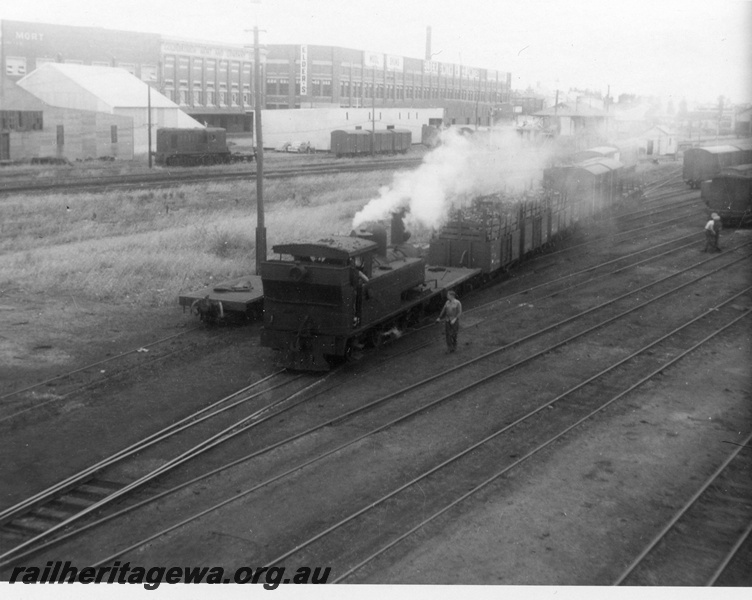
[206,90,215,106]
[5,56,27,76]
[111,125,118,143]
[321,80,332,97]
[219,91,227,106]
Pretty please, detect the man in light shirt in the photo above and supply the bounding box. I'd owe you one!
[437,290,463,353]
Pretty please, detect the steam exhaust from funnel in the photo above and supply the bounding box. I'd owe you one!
[352,127,551,231]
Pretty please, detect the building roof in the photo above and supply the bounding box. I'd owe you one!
[0,77,47,110]
[534,103,607,118]
[18,63,179,109]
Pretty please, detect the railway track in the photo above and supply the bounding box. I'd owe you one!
[0,157,424,196]
[2,200,748,575]
[0,369,322,560]
[25,247,747,578]
[0,180,698,424]
[1,178,747,582]
[0,325,208,425]
[614,431,752,586]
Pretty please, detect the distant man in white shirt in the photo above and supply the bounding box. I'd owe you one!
[437,290,462,353]
[703,213,722,252]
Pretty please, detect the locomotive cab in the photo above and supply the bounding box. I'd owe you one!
[260,233,426,371]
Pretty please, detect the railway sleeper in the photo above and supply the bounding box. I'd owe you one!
[28,505,72,521]
[1,521,42,538]
[4,515,54,534]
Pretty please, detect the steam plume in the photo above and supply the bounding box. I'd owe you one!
[352,127,551,230]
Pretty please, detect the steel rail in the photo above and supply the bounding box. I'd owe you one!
[0,171,696,540]
[67,254,750,570]
[0,158,424,196]
[470,232,703,315]
[706,520,752,586]
[0,341,202,425]
[0,372,320,563]
[265,280,752,573]
[0,369,289,523]
[0,326,202,404]
[333,305,752,583]
[0,223,716,563]
[384,233,706,362]
[613,430,752,585]
[534,203,704,263]
[0,372,347,567]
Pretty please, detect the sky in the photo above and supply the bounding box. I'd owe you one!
[3,0,751,105]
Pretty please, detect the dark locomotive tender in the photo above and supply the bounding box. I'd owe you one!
[155,127,255,167]
[682,139,752,189]
[330,128,411,158]
[701,163,752,226]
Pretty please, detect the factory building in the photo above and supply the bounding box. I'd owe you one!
[1,19,511,158]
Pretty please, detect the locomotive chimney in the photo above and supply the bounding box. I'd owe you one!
[351,224,387,256]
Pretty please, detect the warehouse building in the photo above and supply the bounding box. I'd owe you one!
[1,75,134,162]
[2,19,511,134]
[16,63,202,155]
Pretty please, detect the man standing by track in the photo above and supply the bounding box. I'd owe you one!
[437,290,462,353]
[703,213,722,252]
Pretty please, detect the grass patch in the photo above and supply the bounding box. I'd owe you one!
[0,170,393,307]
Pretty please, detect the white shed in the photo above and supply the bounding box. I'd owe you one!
[641,125,677,156]
[17,63,202,154]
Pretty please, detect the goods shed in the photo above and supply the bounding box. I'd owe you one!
[1,76,133,162]
[17,63,202,155]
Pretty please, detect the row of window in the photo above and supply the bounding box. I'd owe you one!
[1,111,44,131]
[4,56,159,81]
[266,79,503,103]
[163,89,252,107]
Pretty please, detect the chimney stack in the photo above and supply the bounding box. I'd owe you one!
[425,26,432,61]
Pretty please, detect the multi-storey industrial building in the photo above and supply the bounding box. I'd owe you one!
[1,19,511,133]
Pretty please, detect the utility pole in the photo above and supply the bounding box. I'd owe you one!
[254,25,266,273]
[371,62,376,157]
[147,83,152,168]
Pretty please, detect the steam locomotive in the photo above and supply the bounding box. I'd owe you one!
[259,149,636,370]
[259,215,478,370]
[179,144,638,370]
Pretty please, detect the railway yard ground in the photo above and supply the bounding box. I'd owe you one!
[0,159,750,588]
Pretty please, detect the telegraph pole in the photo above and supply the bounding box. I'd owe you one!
[371,63,376,156]
[147,83,153,168]
[254,25,266,274]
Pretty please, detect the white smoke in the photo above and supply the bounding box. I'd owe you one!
[352,127,552,231]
